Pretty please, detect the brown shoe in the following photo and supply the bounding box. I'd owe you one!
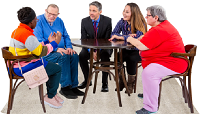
[125,74,136,94]
[115,73,126,91]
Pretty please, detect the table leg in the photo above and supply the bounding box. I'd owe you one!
[114,49,122,107]
[119,49,130,96]
[93,49,100,94]
[82,48,94,104]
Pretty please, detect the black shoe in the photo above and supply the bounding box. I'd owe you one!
[136,108,157,114]
[101,83,109,92]
[138,93,143,99]
[59,86,78,99]
[78,81,92,89]
[72,87,85,96]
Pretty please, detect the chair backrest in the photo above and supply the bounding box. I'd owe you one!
[1,46,33,79]
[170,44,197,77]
[184,44,197,77]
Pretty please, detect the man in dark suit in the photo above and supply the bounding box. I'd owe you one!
[78,1,112,92]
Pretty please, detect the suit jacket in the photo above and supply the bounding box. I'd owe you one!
[81,15,112,39]
[81,15,112,55]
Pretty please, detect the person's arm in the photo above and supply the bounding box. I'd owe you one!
[81,19,88,39]
[109,19,124,40]
[63,27,73,49]
[25,35,58,57]
[104,18,112,39]
[127,36,148,51]
[33,18,49,44]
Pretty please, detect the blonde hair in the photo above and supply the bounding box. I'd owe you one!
[127,3,147,34]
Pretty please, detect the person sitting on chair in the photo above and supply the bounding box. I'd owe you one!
[33,4,84,99]
[109,3,147,94]
[126,5,188,114]
[9,7,63,109]
[78,1,113,92]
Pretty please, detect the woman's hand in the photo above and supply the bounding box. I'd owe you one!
[129,34,137,38]
[108,35,124,41]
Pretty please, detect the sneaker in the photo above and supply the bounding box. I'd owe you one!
[44,95,62,109]
[72,87,85,96]
[136,108,157,114]
[55,94,64,104]
[59,86,78,99]
[138,93,143,99]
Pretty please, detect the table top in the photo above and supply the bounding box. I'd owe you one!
[71,39,133,49]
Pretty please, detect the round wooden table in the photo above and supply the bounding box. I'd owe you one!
[72,39,133,107]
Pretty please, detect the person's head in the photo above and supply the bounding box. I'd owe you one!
[123,3,147,34]
[146,5,167,27]
[45,4,60,23]
[17,7,37,29]
[89,1,102,21]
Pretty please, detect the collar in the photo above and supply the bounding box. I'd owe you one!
[19,23,34,33]
[92,15,100,23]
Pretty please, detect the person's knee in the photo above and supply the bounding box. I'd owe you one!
[72,53,79,61]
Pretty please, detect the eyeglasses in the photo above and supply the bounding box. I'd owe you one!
[46,10,59,17]
[146,14,152,17]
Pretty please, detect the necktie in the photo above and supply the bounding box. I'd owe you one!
[93,21,97,39]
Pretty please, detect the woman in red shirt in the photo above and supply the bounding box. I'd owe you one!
[126,5,188,114]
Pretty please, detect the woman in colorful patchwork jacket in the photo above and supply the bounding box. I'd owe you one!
[9,7,63,109]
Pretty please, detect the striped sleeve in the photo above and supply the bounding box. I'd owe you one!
[25,35,53,57]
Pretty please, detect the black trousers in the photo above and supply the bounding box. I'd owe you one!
[79,48,113,84]
[118,49,141,75]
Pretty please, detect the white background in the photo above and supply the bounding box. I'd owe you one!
[0,0,199,113]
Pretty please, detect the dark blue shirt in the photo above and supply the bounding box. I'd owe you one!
[111,18,144,50]
[111,18,143,41]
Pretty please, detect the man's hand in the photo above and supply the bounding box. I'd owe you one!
[55,31,62,44]
[57,48,76,56]
[57,48,66,56]
[65,48,77,55]
[48,32,56,43]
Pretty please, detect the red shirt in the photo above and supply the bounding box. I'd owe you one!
[140,20,188,73]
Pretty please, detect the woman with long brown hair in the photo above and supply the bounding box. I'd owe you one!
[109,3,147,93]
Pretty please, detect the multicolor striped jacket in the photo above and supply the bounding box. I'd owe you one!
[9,23,58,76]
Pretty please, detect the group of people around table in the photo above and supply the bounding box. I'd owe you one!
[8,1,188,114]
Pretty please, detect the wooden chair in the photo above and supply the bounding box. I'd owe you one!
[134,61,142,93]
[1,47,46,114]
[158,44,197,113]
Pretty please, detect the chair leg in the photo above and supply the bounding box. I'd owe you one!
[158,81,162,110]
[182,77,188,103]
[188,75,194,113]
[7,79,13,114]
[82,49,94,104]
[39,84,46,113]
[134,63,140,93]
[93,72,99,94]
[121,66,130,96]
